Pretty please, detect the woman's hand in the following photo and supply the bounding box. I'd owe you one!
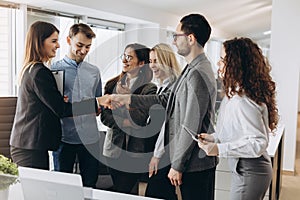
[122,119,132,127]
[63,95,69,103]
[198,133,215,143]
[110,94,131,109]
[116,81,131,94]
[148,157,160,178]
[198,140,219,156]
[198,133,218,156]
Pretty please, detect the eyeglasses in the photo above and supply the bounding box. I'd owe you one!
[120,54,133,62]
[172,33,188,41]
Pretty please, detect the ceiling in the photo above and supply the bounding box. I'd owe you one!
[127,0,272,36]
[4,0,272,43]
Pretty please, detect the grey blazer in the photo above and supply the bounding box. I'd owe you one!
[131,53,218,173]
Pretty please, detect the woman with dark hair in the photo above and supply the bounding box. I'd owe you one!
[101,43,157,194]
[198,37,279,200]
[10,21,108,170]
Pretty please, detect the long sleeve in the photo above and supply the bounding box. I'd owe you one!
[101,80,157,130]
[129,83,157,126]
[130,89,170,110]
[10,63,97,151]
[216,96,269,158]
[101,80,125,129]
[171,69,212,171]
[33,66,97,117]
[153,122,166,158]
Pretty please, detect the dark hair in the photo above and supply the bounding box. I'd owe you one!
[106,43,152,92]
[222,37,279,131]
[69,23,96,39]
[125,43,150,64]
[123,43,152,82]
[180,13,211,47]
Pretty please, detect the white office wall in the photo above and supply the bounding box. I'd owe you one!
[298,74,300,112]
[270,0,300,172]
[124,24,172,48]
[56,0,179,27]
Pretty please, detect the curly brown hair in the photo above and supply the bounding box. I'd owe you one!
[222,37,279,131]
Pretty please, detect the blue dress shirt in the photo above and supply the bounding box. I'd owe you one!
[51,56,102,144]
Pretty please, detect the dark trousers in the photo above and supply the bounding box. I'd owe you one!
[10,146,49,170]
[180,167,216,200]
[108,167,145,194]
[145,165,178,200]
[52,141,100,188]
[106,154,149,195]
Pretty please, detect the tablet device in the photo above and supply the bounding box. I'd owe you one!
[182,125,199,141]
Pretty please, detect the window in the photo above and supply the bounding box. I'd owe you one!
[0,4,126,97]
[0,5,20,96]
[86,27,124,85]
[27,8,78,63]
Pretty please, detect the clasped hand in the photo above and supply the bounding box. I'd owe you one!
[96,94,131,110]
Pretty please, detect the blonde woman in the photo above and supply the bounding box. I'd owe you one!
[146,43,181,200]
[149,43,181,93]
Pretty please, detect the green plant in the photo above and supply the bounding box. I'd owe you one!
[0,155,18,190]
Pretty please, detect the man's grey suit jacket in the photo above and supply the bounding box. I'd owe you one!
[131,53,218,173]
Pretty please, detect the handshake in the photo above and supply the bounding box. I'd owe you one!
[96,94,131,109]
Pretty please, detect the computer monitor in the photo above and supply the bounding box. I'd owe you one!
[18,166,85,200]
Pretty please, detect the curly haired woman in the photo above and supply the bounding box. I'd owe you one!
[198,37,279,200]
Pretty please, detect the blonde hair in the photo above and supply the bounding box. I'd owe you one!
[151,43,181,83]
[18,21,59,85]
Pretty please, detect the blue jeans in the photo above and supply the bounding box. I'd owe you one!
[52,141,100,188]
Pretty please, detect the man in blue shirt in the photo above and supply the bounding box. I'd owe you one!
[52,23,102,188]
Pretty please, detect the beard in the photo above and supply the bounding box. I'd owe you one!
[70,50,85,63]
[75,56,84,63]
[177,46,191,57]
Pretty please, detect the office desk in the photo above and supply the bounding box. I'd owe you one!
[9,182,161,200]
[215,125,285,200]
[267,125,285,200]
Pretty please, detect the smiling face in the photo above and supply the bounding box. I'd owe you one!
[42,31,60,61]
[149,50,167,82]
[67,32,92,63]
[217,46,226,79]
[121,47,143,77]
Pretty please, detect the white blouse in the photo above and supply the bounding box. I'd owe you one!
[152,78,171,158]
[213,94,270,158]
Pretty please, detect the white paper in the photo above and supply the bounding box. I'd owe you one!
[51,70,64,95]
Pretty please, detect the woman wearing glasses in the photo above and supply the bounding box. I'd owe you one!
[101,43,157,195]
